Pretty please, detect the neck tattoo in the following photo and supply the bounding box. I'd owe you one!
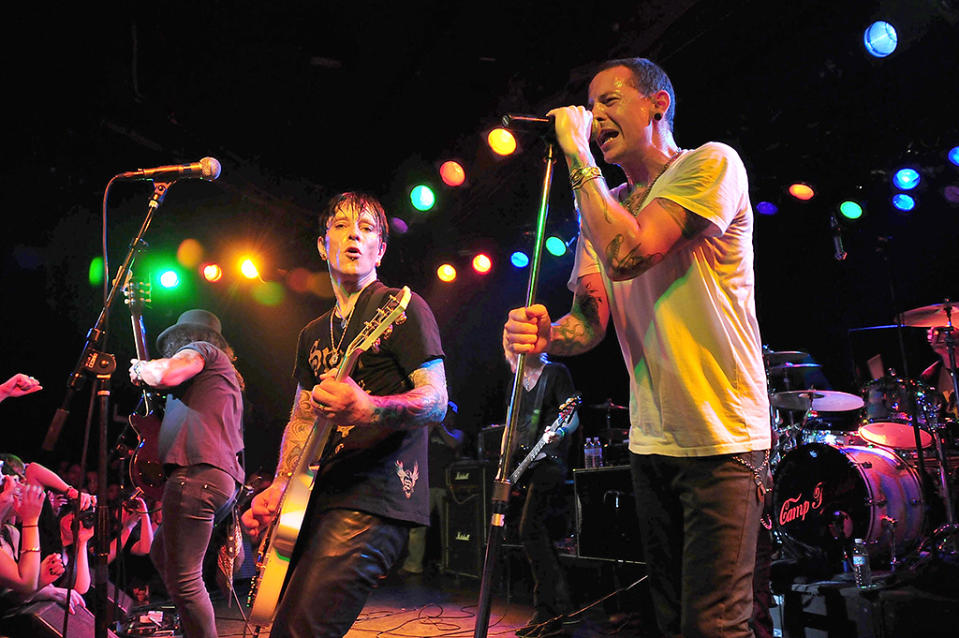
[623,149,685,213]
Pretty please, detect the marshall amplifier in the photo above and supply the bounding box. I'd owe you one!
[444,459,491,577]
[574,465,643,563]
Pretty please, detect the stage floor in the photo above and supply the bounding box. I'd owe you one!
[210,566,657,637]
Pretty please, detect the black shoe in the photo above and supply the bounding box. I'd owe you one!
[515,611,562,637]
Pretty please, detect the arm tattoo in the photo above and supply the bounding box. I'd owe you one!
[605,234,664,280]
[368,359,448,430]
[274,388,316,480]
[660,199,710,239]
[550,280,606,355]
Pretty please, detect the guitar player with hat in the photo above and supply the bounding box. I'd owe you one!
[128,308,245,638]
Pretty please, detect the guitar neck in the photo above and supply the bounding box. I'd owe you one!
[129,304,157,413]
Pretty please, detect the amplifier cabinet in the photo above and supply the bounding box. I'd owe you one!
[444,460,491,578]
[573,465,643,563]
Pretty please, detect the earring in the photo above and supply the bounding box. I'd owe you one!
[653,112,663,121]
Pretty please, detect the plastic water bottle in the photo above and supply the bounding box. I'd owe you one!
[583,438,595,468]
[594,439,605,468]
[850,538,872,588]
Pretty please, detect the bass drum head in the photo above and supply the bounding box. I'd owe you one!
[773,443,868,552]
[772,443,924,563]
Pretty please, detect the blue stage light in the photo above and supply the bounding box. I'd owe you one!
[755,201,778,216]
[510,251,530,268]
[892,168,920,190]
[892,193,915,212]
[864,21,898,58]
[949,146,959,167]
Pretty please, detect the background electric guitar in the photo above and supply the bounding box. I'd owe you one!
[123,272,167,502]
[508,394,581,485]
[247,286,412,627]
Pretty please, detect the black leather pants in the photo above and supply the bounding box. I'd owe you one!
[269,508,409,638]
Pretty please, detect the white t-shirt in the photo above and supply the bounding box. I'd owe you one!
[568,142,770,457]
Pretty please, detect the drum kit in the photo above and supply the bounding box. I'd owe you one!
[768,301,959,572]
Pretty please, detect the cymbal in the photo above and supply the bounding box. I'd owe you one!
[587,399,627,411]
[763,350,810,366]
[767,363,822,375]
[898,302,957,328]
[770,390,864,412]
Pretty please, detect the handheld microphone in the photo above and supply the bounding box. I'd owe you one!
[830,214,847,261]
[116,157,222,182]
[501,114,554,136]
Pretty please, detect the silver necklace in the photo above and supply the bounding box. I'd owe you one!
[328,303,355,366]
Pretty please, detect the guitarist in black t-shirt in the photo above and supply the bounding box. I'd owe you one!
[504,348,580,636]
[243,192,447,638]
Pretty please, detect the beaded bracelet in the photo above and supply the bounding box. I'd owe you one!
[569,166,603,190]
[21,546,41,553]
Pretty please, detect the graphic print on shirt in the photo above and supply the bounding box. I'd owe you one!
[395,460,419,499]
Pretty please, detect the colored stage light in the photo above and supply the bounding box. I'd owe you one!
[88,256,104,287]
[892,168,920,190]
[949,146,959,167]
[159,270,179,288]
[390,217,409,234]
[755,201,778,216]
[892,193,915,211]
[201,263,223,282]
[839,201,863,220]
[472,253,492,274]
[437,264,457,282]
[440,161,466,187]
[545,236,567,257]
[410,185,436,211]
[240,258,260,279]
[510,251,530,268]
[488,128,517,156]
[788,183,815,201]
[864,21,898,58]
[177,238,204,268]
[253,281,285,306]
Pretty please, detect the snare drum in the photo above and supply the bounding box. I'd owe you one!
[773,443,924,560]
[859,376,939,449]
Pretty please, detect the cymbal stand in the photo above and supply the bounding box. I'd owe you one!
[920,304,959,557]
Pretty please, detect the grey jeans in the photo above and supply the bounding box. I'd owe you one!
[630,450,768,638]
[150,464,236,638]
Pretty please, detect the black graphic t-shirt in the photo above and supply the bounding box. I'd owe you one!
[293,281,444,526]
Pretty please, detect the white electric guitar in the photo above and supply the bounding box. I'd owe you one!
[508,394,581,484]
[248,286,412,627]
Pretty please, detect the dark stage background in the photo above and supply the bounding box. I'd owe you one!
[2,1,957,477]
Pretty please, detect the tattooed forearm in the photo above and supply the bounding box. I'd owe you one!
[275,388,317,480]
[368,359,448,430]
[550,280,607,356]
[605,234,664,280]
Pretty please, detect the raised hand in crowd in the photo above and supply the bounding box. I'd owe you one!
[0,373,42,403]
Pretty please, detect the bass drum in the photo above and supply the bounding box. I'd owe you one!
[773,443,924,561]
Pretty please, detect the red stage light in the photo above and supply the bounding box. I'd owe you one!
[788,183,815,201]
[440,160,466,187]
[472,253,492,274]
[201,263,223,282]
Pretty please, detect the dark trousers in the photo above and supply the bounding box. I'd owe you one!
[630,451,766,638]
[519,460,571,616]
[269,508,409,638]
[151,464,236,638]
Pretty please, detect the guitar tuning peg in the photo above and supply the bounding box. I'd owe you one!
[395,312,407,325]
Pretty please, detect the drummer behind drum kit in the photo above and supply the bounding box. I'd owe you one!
[767,301,959,574]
